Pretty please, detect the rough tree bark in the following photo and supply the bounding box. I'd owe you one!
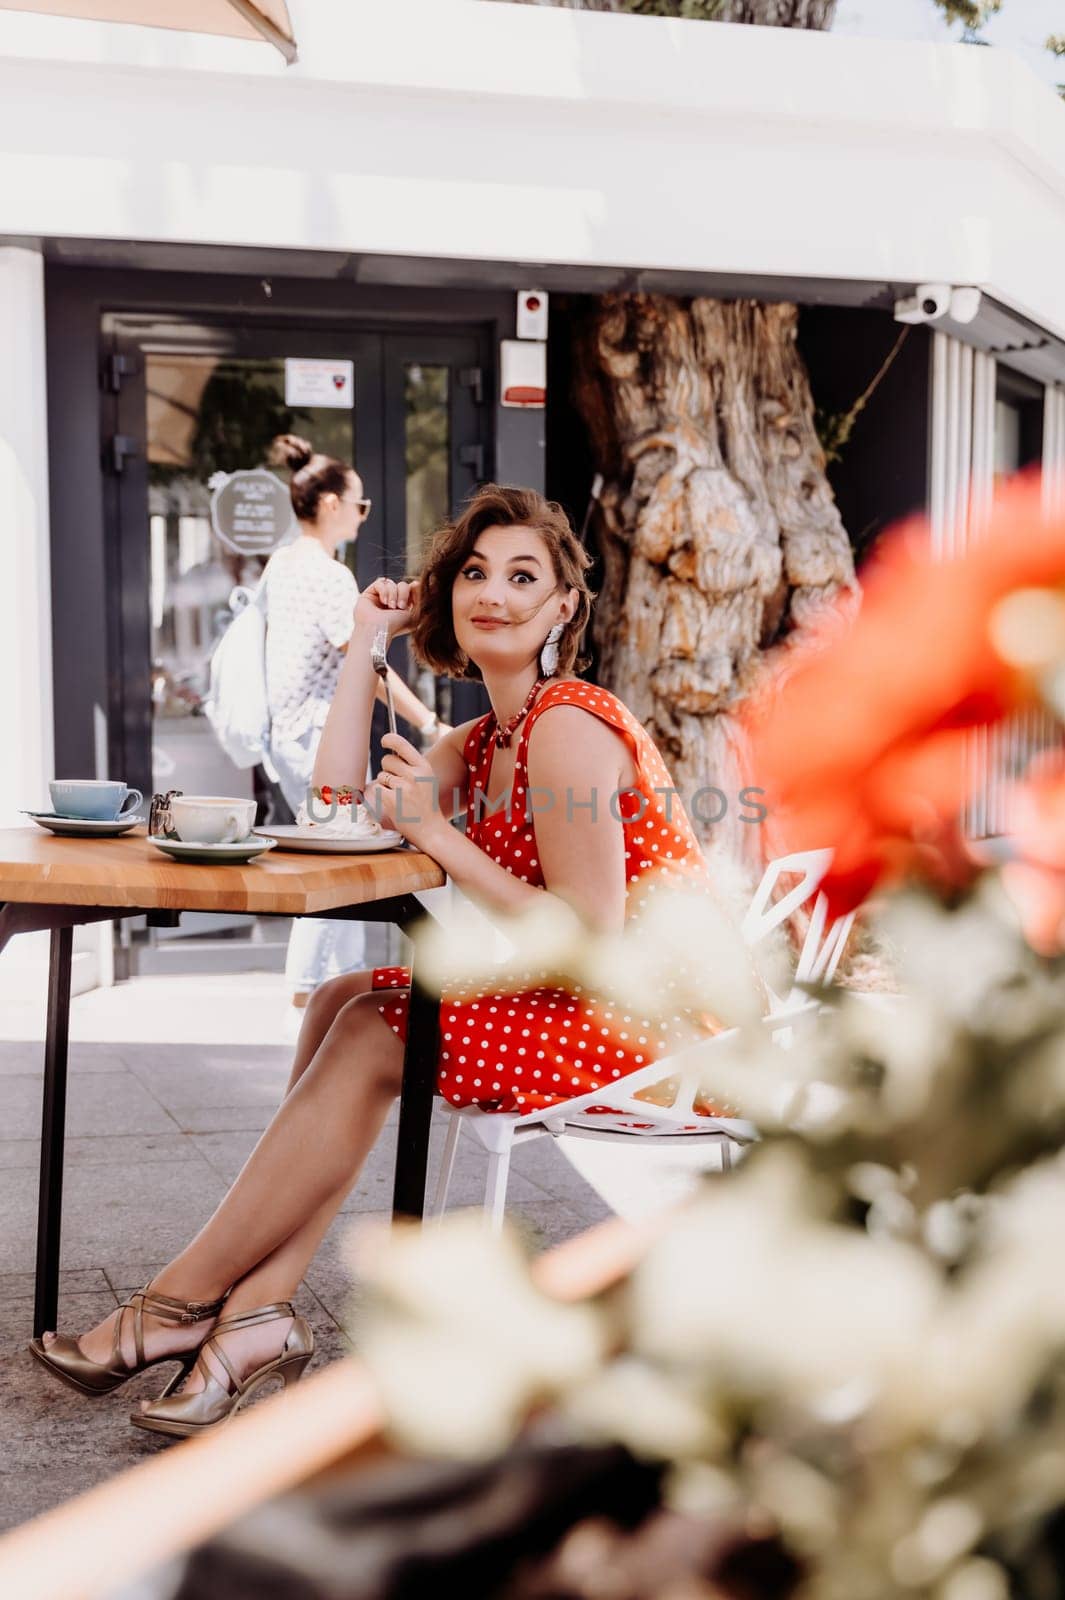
[499,1,838,26]
[710,0,837,24]
[574,297,854,865]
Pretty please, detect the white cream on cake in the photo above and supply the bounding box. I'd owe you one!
[294,800,388,839]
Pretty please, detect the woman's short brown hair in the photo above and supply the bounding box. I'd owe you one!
[411,484,595,681]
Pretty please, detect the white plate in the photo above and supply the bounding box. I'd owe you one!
[148,836,278,865]
[23,810,142,838]
[254,825,404,854]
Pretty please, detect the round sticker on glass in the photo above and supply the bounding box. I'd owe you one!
[209,469,295,557]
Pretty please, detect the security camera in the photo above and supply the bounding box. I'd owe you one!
[894,283,953,325]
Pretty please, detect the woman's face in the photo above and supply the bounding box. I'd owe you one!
[318,471,370,548]
[451,523,575,675]
[338,471,371,541]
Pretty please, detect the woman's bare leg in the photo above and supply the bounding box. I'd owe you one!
[166,1169,372,1396]
[215,972,391,1301]
[49,971,401,1372]
[284,970,379,1091]
[164,974,410,1391]
[151,990,403,1297]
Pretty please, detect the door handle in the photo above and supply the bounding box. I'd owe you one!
[106,435,140,476]
[458,444,484,482]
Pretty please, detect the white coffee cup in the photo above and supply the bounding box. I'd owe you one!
[169,796,257,846]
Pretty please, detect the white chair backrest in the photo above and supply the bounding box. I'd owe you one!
[740,849,854,996]
[794,890,855,988]
[740,849,831,945]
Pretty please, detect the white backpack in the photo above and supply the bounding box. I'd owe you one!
[203,580,270,769]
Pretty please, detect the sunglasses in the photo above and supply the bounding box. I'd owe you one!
[349,496,372,517]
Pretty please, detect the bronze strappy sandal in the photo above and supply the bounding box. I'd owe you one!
[131,1301,313,1439]
[28,1283,227,1399]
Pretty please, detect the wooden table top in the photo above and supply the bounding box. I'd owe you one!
[0,828,445,915]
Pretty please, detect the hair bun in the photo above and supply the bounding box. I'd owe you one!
[268,433,314,473]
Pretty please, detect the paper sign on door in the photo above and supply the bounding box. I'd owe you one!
[284,358,354,409]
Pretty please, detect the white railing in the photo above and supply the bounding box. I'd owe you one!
[1044,385,1065,517]
[964,708,1062,839]
[929,334,996,555]
[931,337,1063,837]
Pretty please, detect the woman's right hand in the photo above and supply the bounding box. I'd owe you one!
[355,577,419,640]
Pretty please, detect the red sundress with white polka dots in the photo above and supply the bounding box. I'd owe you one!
[372,678,715,1116]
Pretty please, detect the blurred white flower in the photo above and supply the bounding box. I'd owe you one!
[627,1148,939,1411]
[346,869,1065,1595]
[585,884,771,1028]
[664,1459,740,1521]
[348,1215,606,1459]
[748,1453,841,1554]
[412,892,583,996]
[923,1194,986,1264]
[882,887,1035,1032]
[411,876,769,1034]
[561,1356,724,1462]
[937,1558,1010,1600]
[833,987,953,1126]
[848,1162,903,1202]
[891,1497,984,1586]
[988,587,1065,672]
[886,1159,1065,1439]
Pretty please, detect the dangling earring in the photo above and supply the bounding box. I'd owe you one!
[540,622,565,678]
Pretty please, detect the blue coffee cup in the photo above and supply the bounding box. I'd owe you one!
[49,780,143,822]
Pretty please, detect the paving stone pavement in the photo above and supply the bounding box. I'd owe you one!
[0,1012,613,1535]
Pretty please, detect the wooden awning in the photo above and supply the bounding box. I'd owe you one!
[0,0,296,61]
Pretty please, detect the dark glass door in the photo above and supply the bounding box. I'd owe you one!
[103,314,487,974]
[381,331,487,730]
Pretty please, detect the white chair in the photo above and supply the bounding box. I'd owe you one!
[431,850,856,1231]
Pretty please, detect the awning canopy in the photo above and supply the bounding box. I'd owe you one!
[1,2,1062,350]
[0,0,296,61]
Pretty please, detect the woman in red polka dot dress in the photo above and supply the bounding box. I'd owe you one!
[32,485,717,1435]
[350,487,715,1115]
[372,666,714,1113]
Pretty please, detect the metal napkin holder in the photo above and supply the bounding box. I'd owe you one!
[148,790,183,839]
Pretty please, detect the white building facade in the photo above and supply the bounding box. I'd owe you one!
[0,0,1063,985]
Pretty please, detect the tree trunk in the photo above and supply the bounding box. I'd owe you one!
[489,0,621,9]
[574,296,855,865]
[492,0,850,865]
[713,0,837,25]
[497,0,838,23]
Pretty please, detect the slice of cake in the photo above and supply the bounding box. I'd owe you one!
[295,789,393,840]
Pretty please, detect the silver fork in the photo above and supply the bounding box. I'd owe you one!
[370,628,397,737]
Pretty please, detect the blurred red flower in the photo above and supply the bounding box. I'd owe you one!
[745,475,1065,916]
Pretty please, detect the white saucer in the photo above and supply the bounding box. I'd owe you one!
[148,835,278,865]
[24,810,142,838]
[254,825,403,855]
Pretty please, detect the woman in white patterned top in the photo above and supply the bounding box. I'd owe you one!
[264,435,443,1007]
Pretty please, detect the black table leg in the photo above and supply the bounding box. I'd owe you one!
[34,926,73,1339]
[391,929,441,1221]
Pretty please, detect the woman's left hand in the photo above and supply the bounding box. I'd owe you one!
[370,732,448,851]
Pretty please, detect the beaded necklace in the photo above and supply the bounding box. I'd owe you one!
[490,677,546,749]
